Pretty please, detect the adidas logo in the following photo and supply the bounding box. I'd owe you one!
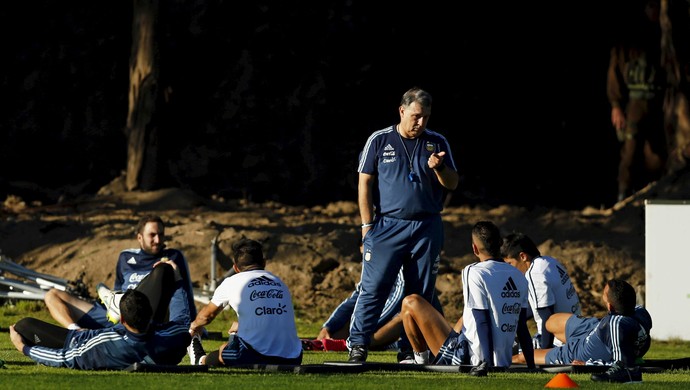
[501,277,521,298]
[247,275,281,288]
[127,257,137,264]
[384,144,394,151]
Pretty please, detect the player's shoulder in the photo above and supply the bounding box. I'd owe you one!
[533,255,560,266]
[367,125,396,140]
[422,128,448,141]
[120,247,141,255]
[634,305,653,330]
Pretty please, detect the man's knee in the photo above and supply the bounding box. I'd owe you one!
[44,288,66,306]
[401,294,424,313]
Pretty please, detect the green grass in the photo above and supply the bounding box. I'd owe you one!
[2,301,690,389]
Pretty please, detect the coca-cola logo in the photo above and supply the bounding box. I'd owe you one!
[250,289,284,301]
[502,302,521,315]
[128,272,148,283]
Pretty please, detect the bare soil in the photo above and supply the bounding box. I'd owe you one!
[3,170,690,327]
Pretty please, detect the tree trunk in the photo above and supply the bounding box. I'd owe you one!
[125,0,159,191]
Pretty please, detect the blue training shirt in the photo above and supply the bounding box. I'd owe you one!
[114,247,197,322]
[358,125,456,219]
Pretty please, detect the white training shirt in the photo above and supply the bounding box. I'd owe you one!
[210,269,302,358]
[462,259,529,367]
[526,256,581,332]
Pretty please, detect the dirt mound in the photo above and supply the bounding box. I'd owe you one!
[5,168,690,325]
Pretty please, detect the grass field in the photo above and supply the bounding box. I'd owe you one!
[2,301,690,389]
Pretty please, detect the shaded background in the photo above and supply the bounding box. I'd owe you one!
[0,1,636,209]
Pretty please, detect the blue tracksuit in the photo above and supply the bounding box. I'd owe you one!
[349,125,456,347]
[545,307,651,366]
[80,247,196,329]
[323,268,405,334]
[24,321,191,370]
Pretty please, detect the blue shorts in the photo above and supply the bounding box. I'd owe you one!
[433,330,470,365]
[76,302,110,329]
[544,315,599,364]
[220,335,302,366]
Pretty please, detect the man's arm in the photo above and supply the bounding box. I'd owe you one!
[189,302,222,337]
[429,151,459,190]
[358,173,375,236]
[535,306,556,348]
[13,325,136,370]
[516,308,535,368]
[472,308,494,366]
[9,325,28,354]
[611,316,639,367]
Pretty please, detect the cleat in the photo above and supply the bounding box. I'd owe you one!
[348,345,368,363]
[591,362,642,383]
[97,283,123,324]
[187,334,206,365]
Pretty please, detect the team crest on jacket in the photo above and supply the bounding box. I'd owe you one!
[425,142,435,152]
[364,250,372,262]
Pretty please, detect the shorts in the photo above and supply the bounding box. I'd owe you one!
[433,330,470,365]
[76,302,110,329]
[544,315,599,364]
[220,335,303,366]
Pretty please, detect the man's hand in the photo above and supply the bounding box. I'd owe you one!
[228,321,239,335]
[154,257,182,281]
[427,151,446,170]
[317,327,332,340]
[9,325,27,353]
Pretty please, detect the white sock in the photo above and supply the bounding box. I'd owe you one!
[67,323,81,330]
[414,350,430,364]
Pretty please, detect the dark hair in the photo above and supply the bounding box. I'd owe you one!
[120,289,153,333]
[231,238,266,270]
[606,279,636,316]
[472,220,502,258]
[400,87,432,109]
[501,232,541,259]
[136,215,164,236]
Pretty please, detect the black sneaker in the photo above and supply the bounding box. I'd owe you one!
[348,345,368,363]
[468,360,488,377]
[591,362,642,383]
[187,334,206,365]
[397,350,414,363]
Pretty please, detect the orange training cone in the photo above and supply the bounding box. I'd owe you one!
[545,373,579,388]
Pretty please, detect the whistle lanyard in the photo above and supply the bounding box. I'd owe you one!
[397,129,420,182]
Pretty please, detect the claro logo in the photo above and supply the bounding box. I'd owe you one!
[255,303,288,316]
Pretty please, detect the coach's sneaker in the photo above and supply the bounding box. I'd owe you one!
[468,360,488,377]
[591,362,642,383]
[187,334,206,365]
[348,345,368,363]
[97,283,122,324]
